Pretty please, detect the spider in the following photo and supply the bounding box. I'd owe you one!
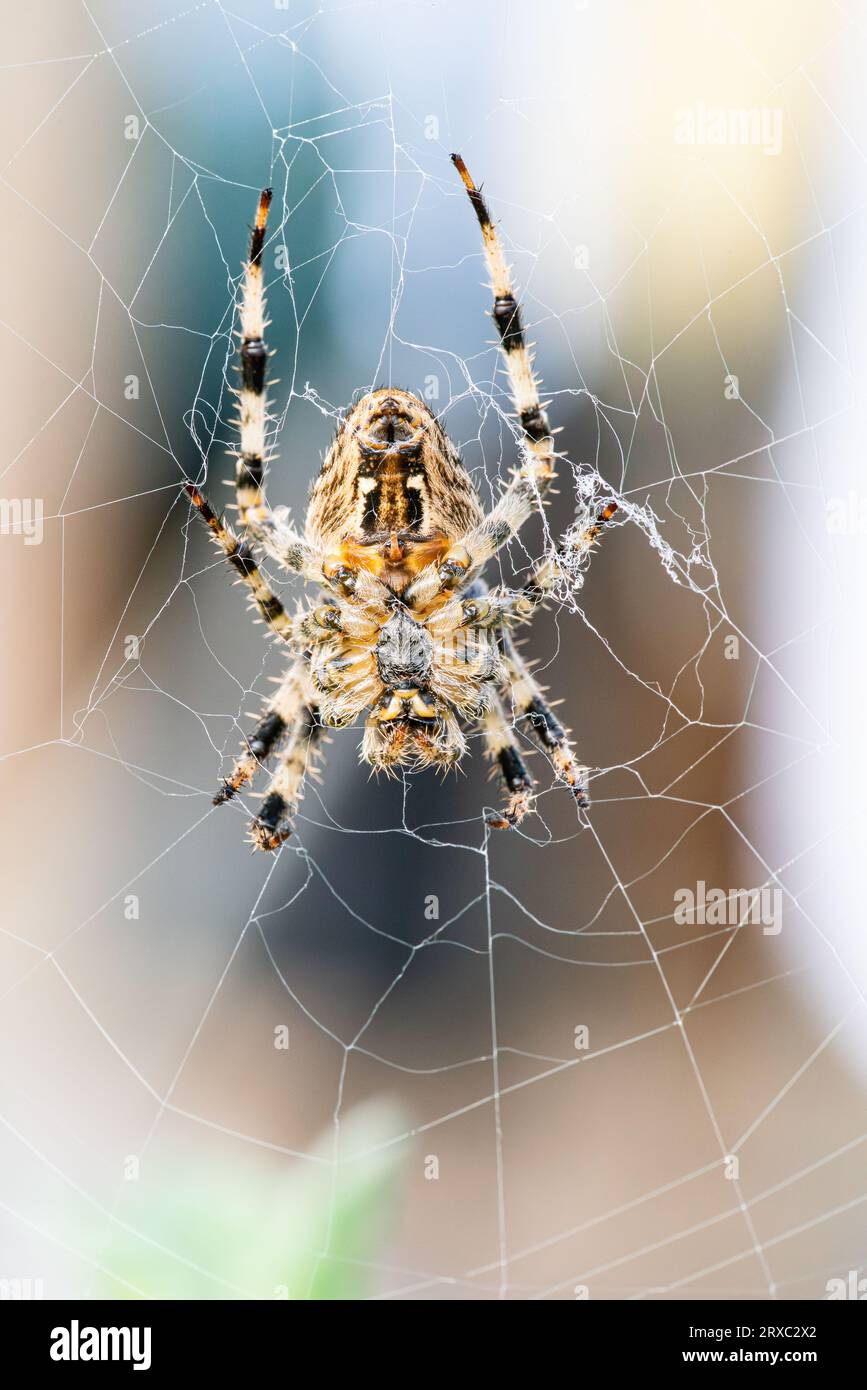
[185,154,618,850]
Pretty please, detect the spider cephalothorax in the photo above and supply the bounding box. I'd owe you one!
[186,156,618,850]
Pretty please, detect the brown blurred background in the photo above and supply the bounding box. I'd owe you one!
[0,0,865,1299]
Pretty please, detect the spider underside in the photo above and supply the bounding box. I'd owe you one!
[186,156,618,850]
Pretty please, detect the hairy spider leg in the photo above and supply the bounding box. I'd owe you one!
[251,694,326,852]
[501,631,591,809]
[406,154,562,609]
[214,658,306,806]
[183,483,296,642]
[482,689,536,828]
[451,154,556,481]
[235,187,273,529]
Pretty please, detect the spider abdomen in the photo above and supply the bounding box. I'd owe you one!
[306,386,485,558]
[359,457,424,533]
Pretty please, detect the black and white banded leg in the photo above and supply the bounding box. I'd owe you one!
[183,483,302,642]
[407,155,562,609]
[482,691,536,829]
[214,658,307,806]
[501,632,591,810]
[233,188,277,529]
[251,694,325,852]
[451,154,556,483]
[231,188,325,580]
[185,188,320,598]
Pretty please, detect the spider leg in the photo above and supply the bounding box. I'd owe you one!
[451,154,555,485]
[522,500,619,610]
[209,187,313,577]
[232,188,273,529]
[184,483,301,641]
[250,694,326,852]
[500,631,591,809]
[482,691,535,828]
[405,156,561,610]
[482,498,621,626]
[415,494,619,639]
[183,195,318,606]
[214,659,305,805]
[459,579,534,827]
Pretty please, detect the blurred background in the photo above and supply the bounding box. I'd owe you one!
[1,0,866,1300]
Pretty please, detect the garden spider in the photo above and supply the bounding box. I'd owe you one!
[186,154,618,850]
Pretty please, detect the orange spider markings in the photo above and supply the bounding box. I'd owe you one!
[336,534,451,597]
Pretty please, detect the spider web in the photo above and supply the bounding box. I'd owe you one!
[1,0,866,1301]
